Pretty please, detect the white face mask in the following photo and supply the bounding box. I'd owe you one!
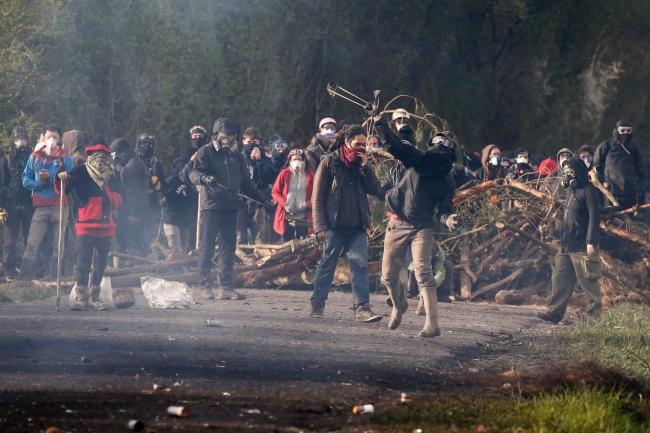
[46,137,58,150]
[321,128,335,137]
[14,139,27,148]
[516,156,528,164]
[111,152,117,160]
[291,160,303,171]
[489,155,501,166]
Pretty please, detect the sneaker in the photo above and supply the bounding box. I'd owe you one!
[217,289,246,300]
[354,304,383,323]
[536,311,561,325]
[200,288,215,300]
[310,300,325,318]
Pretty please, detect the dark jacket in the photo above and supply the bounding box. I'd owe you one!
[0,147,33,207]
[593,135,646,200]
[109,148,149,223]
[396,125,416,147]
[55,164,120,237]
[305,134,331,170]
[375,117,455,228]
[242,149,277,204]
[189,144,266,211]
[162,163,190,228]
[141,155,167,208]
[561,157,600,252]
[474,144,505,182]
[511,146,536,183]
[312,150,380,234]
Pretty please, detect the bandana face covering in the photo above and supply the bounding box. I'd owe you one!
[339,143,365,170]
[86,152,115,188]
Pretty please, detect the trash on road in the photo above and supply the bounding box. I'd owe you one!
[241,408,261,414]
[352,404,374,414]
[153,384,171,392]
[205,320,221,327]
[128,419,144,431]
[81,356,90,363]
[167,405,188,417]
[141,276,192,309]
[113,287,136,309]
[400,392,411,403]
[468,368,479,373]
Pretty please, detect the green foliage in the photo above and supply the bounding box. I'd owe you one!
[558,303,650,384]
[379,388,649,432]
[2,0,650,168]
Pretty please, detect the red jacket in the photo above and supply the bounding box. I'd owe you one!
[271,167,314,235]
[55,164,122,237]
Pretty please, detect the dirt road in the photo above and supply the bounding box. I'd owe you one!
[0,289,554,432]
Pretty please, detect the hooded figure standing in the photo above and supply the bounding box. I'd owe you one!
[305,118,337,170]
[474,144,505,182]
[372,106,457,337]
[19,124,75,280]
[309,124,382,322]
[537,157,601,324]
[109,138,150,259]
[0,126,35,278]
[593,119,646,209]
[136,133,167,239]
[190,118,272,301]
[55,137,122,310]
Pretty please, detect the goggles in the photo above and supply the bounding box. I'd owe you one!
[618,127,633,134]
[431,136,454,148]
[139,135,155,144]
[289,149,304,156]
[561,166,574,177]
[273,141,289,149]
[394,117,408,124]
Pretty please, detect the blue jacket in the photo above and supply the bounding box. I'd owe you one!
[22,146,75,207]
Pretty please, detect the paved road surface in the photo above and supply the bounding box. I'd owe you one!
[0,289,549,432]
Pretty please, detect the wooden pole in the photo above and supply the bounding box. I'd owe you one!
[56,178,64,311]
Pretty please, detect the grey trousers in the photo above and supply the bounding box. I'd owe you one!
[23,205,70,263]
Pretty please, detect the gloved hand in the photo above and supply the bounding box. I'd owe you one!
[109,191,123,208]
[151,175,161,191]
[445,214,459,231]
[0,208,7,225]
[204,175,216,184]
[363,103,381,117]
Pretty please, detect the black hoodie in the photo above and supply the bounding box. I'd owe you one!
[560,157,600,253]
[593,131,646,200]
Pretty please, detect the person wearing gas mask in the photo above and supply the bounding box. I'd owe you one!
[18,125,75,280]
[474,144,505,182]
[238,127,276,245]
[109,138,150,260]
[136,133,167,233]
[271,148,314,241]
[391,109,417,147]
[370,105,457,337]
[305,117,337,170]
[0,127,35,278]
[310,124,382,322]
[190,118,273,301]
[55,137,123,310]
[593,119,647,210]
[537,157,602,324]
[510,147,536,183]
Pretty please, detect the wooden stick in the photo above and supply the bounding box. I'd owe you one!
[440,224,488,245]
[588,171,619,206]
[56,178,64,311]
[238,241,295,250]
[609,203,650,217]
[497,222,558,254]
[505,178,551,201]
[600,221,650,249]
[108,252,158,264]
[459,246,472,300]
[471,268,525,300]
[453,181,499,206]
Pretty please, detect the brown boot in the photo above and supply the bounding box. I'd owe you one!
[418,285,440,338]
[354,304,383,323]
[416,295,426,316]
[310,299,325,318]
[200,288,215,300]
[217,289,246,300]
[386,284,409,330]
[70,285,89,311]
[89,285,110,310]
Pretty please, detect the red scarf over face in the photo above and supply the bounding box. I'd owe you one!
[339,144,366,170]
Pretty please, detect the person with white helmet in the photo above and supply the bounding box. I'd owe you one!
[305,117,337,170]
[391,109,416,147]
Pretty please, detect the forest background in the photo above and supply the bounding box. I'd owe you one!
[1,0,649,167]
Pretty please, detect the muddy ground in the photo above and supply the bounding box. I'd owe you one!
[0,288,566,432]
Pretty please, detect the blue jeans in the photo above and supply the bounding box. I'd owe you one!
[311,230,369,306]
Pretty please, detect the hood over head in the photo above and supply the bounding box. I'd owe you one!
[481,144,499,166]
[563,156,589,188]
[171,157,187,176]
[212,118,238,137]
[62,130,86,155]
[85,135,111,155]
[110,138,132,153]
[577,144,594,156]
[556,147,573,162]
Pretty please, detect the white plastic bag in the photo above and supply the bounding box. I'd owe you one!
[69,277,114,308]
[140,276,192,309]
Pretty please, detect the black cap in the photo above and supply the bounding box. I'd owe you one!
[616,119,632,128]
[12,126,28,139]
[110,138,132,153]
[212,118,237,136]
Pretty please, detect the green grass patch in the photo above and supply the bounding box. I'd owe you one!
[557,304,650,384]
[377,388,649,432]
[0,282,54,302]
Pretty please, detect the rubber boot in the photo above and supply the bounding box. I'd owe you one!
[70,285,89,311]
[416,294,426,316]
[386,283,409,330]
[419,285,440,338]
[18,257,35,281]
[89,285,110,310]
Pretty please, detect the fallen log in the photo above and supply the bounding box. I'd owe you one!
[496,222,558,254]
[256,237,318,268]
[505,177,551,201]
[600,221,650,250]
[459,246,472,300]
[453,181,498,206]
[471,268,526,300]
[108,252,158,264]
[237,251,321,286]
[238,241,295,251]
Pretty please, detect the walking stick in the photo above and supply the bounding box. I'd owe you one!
[56,177,64,311]
[195,191,201,250]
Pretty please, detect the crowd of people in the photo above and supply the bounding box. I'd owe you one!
[0,111,644,335]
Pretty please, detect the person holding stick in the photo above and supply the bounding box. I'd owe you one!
[56,136,122,310]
